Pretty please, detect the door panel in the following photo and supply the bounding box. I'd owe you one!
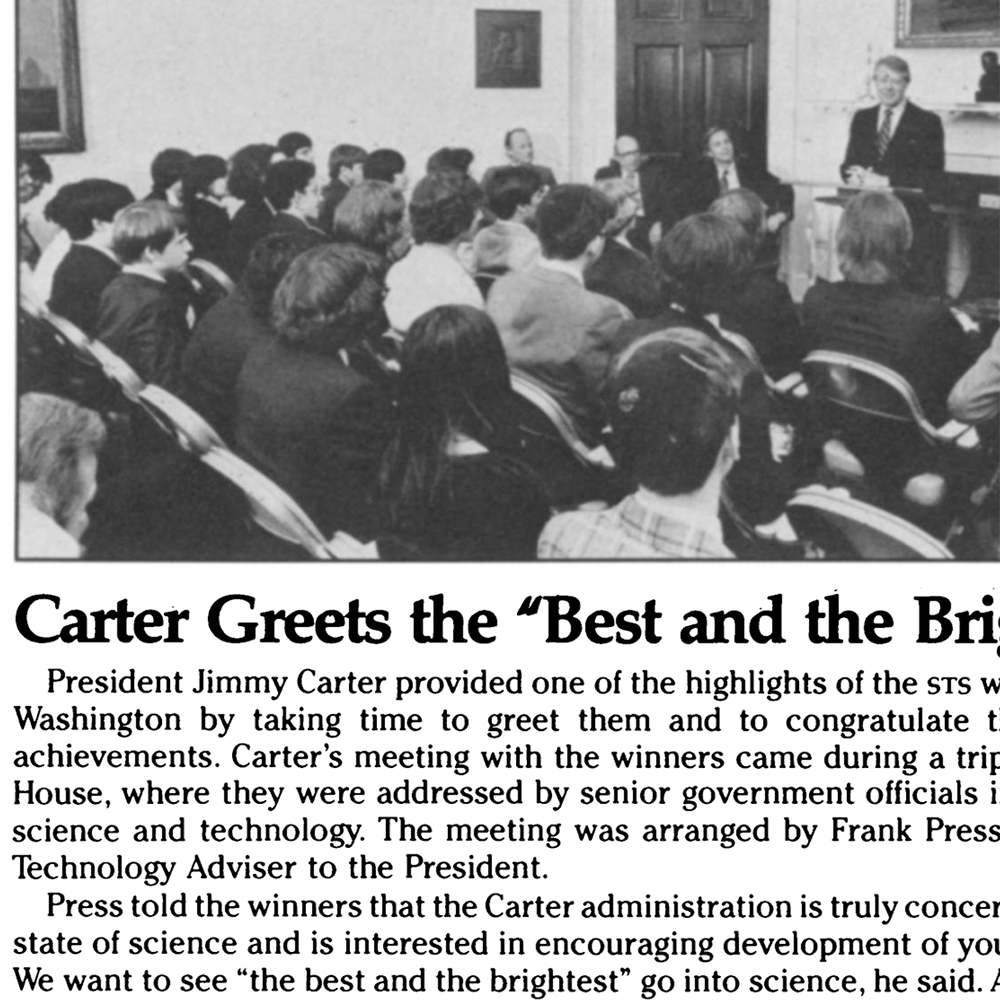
[703,45,751,131]
[636,46,684,153]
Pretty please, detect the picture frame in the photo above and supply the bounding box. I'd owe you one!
[475,9,541,89]
[18,0,85,153]
[896,0,1000,48]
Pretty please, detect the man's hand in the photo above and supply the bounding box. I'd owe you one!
[844,165,867,186]
[766,212,788,234]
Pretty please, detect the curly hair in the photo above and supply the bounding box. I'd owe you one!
[332,180,406,255]
[409,171,483,246]
[536,185,613,261]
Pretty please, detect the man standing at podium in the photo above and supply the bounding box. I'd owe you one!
[841,55,945,195]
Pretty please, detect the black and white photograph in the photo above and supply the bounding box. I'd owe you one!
[14,0,1000,562]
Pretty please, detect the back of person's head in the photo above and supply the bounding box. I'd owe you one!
[710,188,767,252]
[54,179,135,241]
[836,189,912,285]
[42,185,75,229]
[332,180,406,255]
[19,150,53,185]
[609,328,740,496]
[277,131,312,160]
[536,184,613,261]
[19,392,106,533]
[271,242,385,351]
[425,147,475,176]
[364,148,406,183]
[328,144,368,180]
[150,148,193,194]
[111,200,182,264]
[181,154,228,206]
[241,230,326,319]
[409,171,483,246]
[655,213,751,316]
[229,143,278,202]
[593,177,637,237]
[264,159,316,211]
[485,165,543,221]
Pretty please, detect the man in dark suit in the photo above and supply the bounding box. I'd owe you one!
[482,128,557,196]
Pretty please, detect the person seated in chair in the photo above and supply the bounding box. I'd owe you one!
[949,330,1000,429]
[482,128,557,196]
[225,143,279,279]
[263,160,328,238]
[181,154,231,270]
[539,329,740,559]
[364,148,409,191]
[474,165,543,275]
[277,131,313,163]
[144,148,193,207]
[318,144,368,234]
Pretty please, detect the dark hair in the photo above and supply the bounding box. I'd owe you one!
[364,148,406,183]
[655,213,752,316]
[504,128,528,150]
[609,328,740,495]
[51,179,135,241]
[875,55,911,83]
[277,131,312,159]
[181,154,228,206]
[111,201,182,264]
[328,144,368,180]
[702,125,736,157]
[536,185,613,260]
[150,148,193,193]
[241,230,326,319]
[379,305,514,531]
[19,151,52,185]
[229,144,278,202]
[710,188,767,256]
[333,180,406,255]
[836,189,912,285]
[271,243,386,351]
[426,147,475,176]
[485,165,543,221]
[264,160,316,211]
[409,171,483,245]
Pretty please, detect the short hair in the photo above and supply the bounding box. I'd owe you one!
[836,189,913,285]
[655,213,752,316]
[19,393,106,528]
[536,185,613,261]
[702,125,735,156]
[264,159,316,211]
[426,147,475,175]
[52,179,135,241]
[150,148,193,192]
[19,151,52,185]
[241,230,326,319]
[609,328,740,495]
[111,201,182,264]
[182,154,228,205]
[364,149,406,183]
[594,177,635,237]
[328,144,368,180]
[332,180,406,254]
[710,188,767,253]
[271,242,386,350]
[875,55,911,82]
[505,128,529,149]
[277,131,312,159]
[484,165,543,220]
[408,171,483,245]
[229,144,278,202]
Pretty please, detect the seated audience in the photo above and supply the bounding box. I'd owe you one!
[426,147,475,176]
[948,329,1000,426]
[332,179,408,266]
[384,171,484,333]
[263,160,327,237]
[144,148,193,206]
[474,165,543,274]
[179,230,324,435]
[803,190,973,427]
[482,128,557,194]
[377,305,550,559]
[487,184,628,449]
[26,183,74,307]
[584,177,663,319]
[97,201,193,388]
[277,131,313,162]
[49,179,135,335]
[181,154,231,268]
[19,151,53,268]
[225,143,279,279]
[710,188,803,377]
[18,393,106,558]
[318,144,368,234]
[539,329,740,559]
[364,148,409,191]
[234,244,394,540]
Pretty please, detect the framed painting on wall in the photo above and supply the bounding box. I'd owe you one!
[896,0,1000,48]
[476,10,542,88]
[18,0,85,152]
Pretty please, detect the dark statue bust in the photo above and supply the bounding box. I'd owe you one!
[976,51,999,103]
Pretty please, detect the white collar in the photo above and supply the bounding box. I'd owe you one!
[122,264,166,284]
[881,99,907,120]
[537,257,585,285]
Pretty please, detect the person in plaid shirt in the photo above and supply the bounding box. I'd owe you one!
[538,328,741,560]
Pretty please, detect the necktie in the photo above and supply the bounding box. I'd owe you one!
[877,108,893,161]
[720,169,730,193]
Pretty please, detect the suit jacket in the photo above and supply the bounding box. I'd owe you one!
[487,264,631,447]
[186,199,231,272]
[49,244,121,337]
[600,158,679,251]
[481,163,557,195]
[234,338,394,539]
[584,238,664,320]
[840,102,945,194]
[681,157,794,220]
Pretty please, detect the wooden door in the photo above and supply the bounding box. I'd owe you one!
[616,0,770,169]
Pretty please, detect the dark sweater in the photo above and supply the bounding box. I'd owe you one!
[49,244,121,336]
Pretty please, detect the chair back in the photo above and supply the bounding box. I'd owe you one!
[185,259,234,319]
[136,385,227,455]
